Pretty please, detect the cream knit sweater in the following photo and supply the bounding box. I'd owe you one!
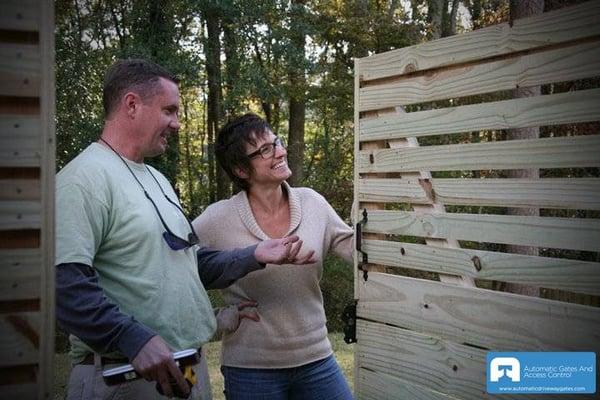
[192,183,353,368]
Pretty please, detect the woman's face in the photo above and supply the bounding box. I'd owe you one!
[245,130,292,187]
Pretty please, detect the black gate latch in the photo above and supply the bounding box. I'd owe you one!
[355,208,369,281]
[341,300,357,344]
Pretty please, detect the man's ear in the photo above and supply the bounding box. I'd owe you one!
[234,167,249,180]
[123,92,139,118]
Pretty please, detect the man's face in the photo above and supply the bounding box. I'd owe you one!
[136,77,180,158]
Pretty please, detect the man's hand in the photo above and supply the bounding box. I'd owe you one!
[131,336,189,398]
[254,235,317,265]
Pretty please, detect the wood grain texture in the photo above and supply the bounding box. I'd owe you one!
[357,320,533,400]
[363,209,600,252]
[359,40,600,111]
[0,113,41,167]
[0,313,40,367]
[359,178,600,210]
[0,0,39,32]
[358,135,600,173]
[0,179,40,201]
[0,201,40,230]
[358,177,429,204]
[0,249,40,301]
[363,239,600,295]
[357,368,459,400]
[0,115,40,143]
[387,137,475,287]
[357,273,600,352]
[0,44,40,97]
[0,383,38,399]
[359,88,600,141]
[38,1,56,397]
[358,1,600,81]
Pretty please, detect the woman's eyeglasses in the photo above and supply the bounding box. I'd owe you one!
[247,136,286,159]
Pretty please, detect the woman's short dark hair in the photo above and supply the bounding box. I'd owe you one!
[103,59,179,118]
[216,113,271,191]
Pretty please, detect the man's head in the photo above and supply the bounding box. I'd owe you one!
[102,59,181,159]
[103,59,178,119]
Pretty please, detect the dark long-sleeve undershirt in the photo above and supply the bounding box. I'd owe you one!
[55,245,264,361]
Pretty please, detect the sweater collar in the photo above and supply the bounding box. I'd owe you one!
[233,181,302,240]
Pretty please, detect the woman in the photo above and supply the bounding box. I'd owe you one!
[192,113,354,399]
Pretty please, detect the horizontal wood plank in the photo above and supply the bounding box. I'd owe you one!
[357,273,600,352]
[0,383,38,399]
[0,114,40,141]
[357,320,533,400]
[0,249,40,301]
[363,239,600,295]
[0,112,41,167]
[358,1,600,81]
[357,368,459,400]
[0,365,38,386]
[0,44,40,97]
[0,201,40,230]
[358,135,600,173]
[363,209,600,252]
[359,178,600,210]
[359,40,600,111]
[0,179,40,201]
[0,312,39,367]
[360,88,600,141]
[0,0,39,32]
[358,177,429,204]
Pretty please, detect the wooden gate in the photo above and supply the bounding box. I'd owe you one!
[353,2,600,399]
[0,0,55,399]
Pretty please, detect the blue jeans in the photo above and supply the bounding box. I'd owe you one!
[221,355,353,400]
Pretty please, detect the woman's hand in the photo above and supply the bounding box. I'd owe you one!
[237,300,260,322]
[216,300,260,336]
[254,235,317,265]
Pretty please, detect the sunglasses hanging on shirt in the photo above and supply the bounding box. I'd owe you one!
[99,137,199,250]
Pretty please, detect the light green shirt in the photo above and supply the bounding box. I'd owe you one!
[56,143,216,363]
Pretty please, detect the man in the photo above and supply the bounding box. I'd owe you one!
[56,59,315,400]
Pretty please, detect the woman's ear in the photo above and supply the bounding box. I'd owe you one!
[234,167,249,180]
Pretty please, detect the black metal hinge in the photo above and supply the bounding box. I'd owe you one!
[342,300,358,344]
[355,208,369,281]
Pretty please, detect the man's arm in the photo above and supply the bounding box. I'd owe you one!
[56,262,156,360]
[197,235,317,289]
[197,245,264,289]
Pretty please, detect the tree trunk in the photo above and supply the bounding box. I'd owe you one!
[445,0,459,36]
[428,0,444,39]
[504,0,544,296]
[469,0,483,29]
[204,8,230,201]
[132,0,180,184]
[286,0,307,187]
[223,14,241,119]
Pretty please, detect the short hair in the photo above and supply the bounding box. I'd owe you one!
[216,113,272,191]
[102,59,179,118]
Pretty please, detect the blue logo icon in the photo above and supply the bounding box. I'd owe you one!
[490,357,520,382]
[487,352,596,394]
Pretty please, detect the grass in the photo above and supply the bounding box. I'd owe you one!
[53,333,355,399]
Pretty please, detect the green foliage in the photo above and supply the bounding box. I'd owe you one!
[320,255,354,332]
[55,0,493,334]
